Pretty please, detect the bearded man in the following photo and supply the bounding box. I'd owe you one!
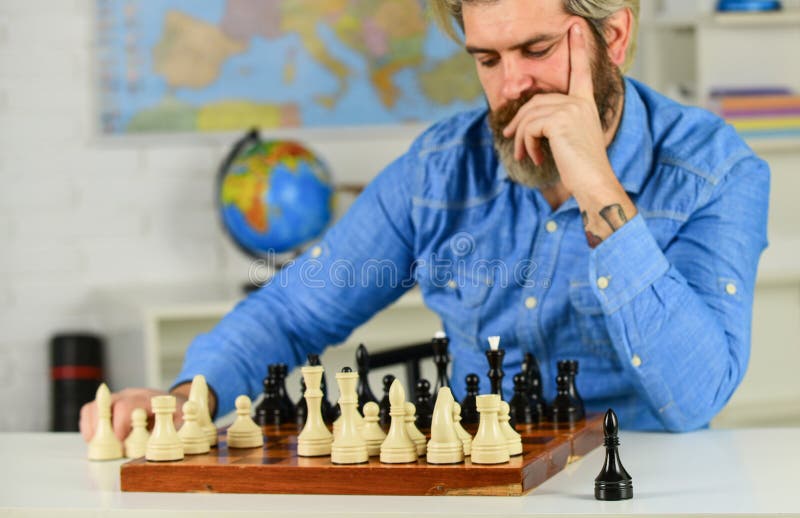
[81,0,769,438]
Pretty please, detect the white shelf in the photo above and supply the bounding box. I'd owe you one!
[746,136,800,153]
[709,8,800,26]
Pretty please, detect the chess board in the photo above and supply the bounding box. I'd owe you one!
[120,413,604,496]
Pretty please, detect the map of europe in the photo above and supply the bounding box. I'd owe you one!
[96,0,486,134]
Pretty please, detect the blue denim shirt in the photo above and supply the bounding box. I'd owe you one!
[177,78,769,431]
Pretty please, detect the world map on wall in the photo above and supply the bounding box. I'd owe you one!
[96,0,486,135]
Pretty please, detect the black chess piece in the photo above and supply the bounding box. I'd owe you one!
[558,360,585,420]
[595,409,633,501]
[460,373,480,425]
[550,373,581,426]
[414,378,434,429]
[355,344,378,412]
[378,374,395,427]
[522,352,546,415]
[509,373,536,426]
[269,363,296,423]
[307,354,334,423]
[430,332,451,406]
[295,377,308,427]
[255,375,282,426]
[486,347,505,398]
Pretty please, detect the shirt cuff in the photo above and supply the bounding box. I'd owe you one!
[173,351,243,420]
[588,214,670,314]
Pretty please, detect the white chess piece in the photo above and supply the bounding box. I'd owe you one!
[124,407,150,458]
[297,366,333,457]
[88,383,123,460]
[178,400,210,454]
[498,400,523,456]
[380,379,417,463]
[404,402,427,456]
[426,387,464,464]
[189,375,217,447]
[470,394,510,465]
[331,370,368,464]
[145,395,184,461]
[227,395,264,448]
[452,402,472,456]
[361,402,387,457]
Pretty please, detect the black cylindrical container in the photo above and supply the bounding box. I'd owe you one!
[50,333,104,432]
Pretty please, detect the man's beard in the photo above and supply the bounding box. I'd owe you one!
[487,36,624,189]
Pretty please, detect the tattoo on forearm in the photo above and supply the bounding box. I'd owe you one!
[599,204,628,232]
[582,210,603,249]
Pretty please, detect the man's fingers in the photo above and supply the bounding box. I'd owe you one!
[568,23,594,101]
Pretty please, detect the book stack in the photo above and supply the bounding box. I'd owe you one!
[712,88,800,140]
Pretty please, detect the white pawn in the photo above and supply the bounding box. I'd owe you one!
[297,366,333,457]
[470,394,509,465]
[452,402,472,456]
[331,370,368,464]
[361,402,387,457]
[404,402,427,456]
[426,388,463,464]
[178,401,210,455]
[189,375,217,447]
[146,395,184,461]
[379,379,417,464]
[498,400,523,456]
[124,408,150,458]
[227,395,264,448]
[88,383,123,460]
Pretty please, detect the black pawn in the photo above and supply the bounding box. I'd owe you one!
[430,333,451,406]
[355,344,378,412]
[560,360,585,420]
[522,352,546,414]
[295,377,308,427]
[255,376,282,426]
[460,373,480,425]
[378,374,395,427]
[509,373,535,426]
[307,354,335,423]
[550,373,581,426]
[414,378,434,429]
[595,409,633,501]
[269,363,296,423]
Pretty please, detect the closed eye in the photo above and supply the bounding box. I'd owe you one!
[523,45,555,59]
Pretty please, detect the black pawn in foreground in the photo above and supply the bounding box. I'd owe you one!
[550,374,581,426]
[559,359,585,420]
[595,409,633,501]
[255,376,282,426]
[430,333,451,406]
[269,363,296,423]
[355,344,378,412]
[509,373,537,426]
[378,374,395,427]
[295,377,308,427]
[486,347,505,398]
[460,373,480,425]
[522,352,546,415]
[414,378,434,429]
[307,354,335,423]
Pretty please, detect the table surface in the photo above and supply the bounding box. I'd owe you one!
[1,428,799,517]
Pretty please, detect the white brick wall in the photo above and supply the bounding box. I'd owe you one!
[0,0,416,431]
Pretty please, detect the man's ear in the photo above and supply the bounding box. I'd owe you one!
[603,8,633,67]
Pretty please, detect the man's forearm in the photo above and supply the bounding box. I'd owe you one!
[574,176,638,249]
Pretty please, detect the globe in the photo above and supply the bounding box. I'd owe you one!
[218,131,334,257]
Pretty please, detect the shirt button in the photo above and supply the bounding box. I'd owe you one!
[447,280,458,290]
[725,283,737,295]
[596,276,610,290]
[310,246,322,258]
[631,355,642,368]
[525,297,538,309]
[546,221,558,233]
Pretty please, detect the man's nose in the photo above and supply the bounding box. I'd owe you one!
[500,56,535,101]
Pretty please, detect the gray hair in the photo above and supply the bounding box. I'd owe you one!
[429,0,640,72]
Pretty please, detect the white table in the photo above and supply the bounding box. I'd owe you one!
[2,429,799,517]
